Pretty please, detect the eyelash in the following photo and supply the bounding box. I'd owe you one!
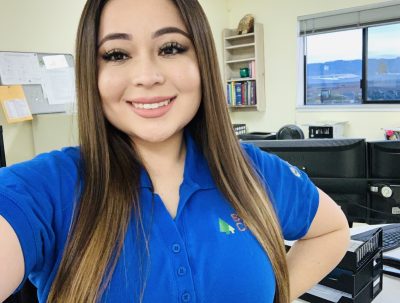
[102,49,129,62]
[101,42,188,62]
[158,42,188,56]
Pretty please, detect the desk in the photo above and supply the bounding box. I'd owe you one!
[293,224,400,302]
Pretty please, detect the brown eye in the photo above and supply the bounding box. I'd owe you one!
[102,49,130,62]
[159,42,187,56]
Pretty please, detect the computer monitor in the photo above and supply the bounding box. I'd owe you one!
[368,141,400,223]
[0,126,6,167]
[243,138,368,224]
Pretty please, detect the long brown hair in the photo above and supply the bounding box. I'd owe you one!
[47,0,289,302]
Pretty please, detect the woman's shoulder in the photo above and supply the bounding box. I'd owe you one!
[0,146,81,188]
[240,141,281,169]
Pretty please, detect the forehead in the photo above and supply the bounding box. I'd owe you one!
[99,0,187,37]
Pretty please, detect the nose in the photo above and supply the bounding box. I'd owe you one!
[130,55,165,87]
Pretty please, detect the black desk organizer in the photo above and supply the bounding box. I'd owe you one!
[297,228,383,303]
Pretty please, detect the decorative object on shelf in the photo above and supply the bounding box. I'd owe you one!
[239,67,249,78]
[236,14,254,35]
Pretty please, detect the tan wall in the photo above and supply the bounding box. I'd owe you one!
[225,0,398,139]
[0,0,226,166]
[0,0,85,165]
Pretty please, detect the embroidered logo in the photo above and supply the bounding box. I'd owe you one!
[219,218,235,234]
[288,164,302,178]
[231,213,248,232]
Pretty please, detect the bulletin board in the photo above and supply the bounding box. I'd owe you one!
[0,51,76,115]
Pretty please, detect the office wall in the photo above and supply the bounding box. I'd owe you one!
[198,0,229,77]
[225,0,398,139]
[0,0,226,165]
[0,0,85,165]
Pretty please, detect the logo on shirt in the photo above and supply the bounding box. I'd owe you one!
[288,164,302,178]
[219,214,248,235]
[219,218,235,234]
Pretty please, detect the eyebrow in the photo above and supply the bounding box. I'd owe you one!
[97,27,191,48]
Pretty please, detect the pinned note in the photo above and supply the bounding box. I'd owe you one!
[43,55,69,69]
[0,86,33,123]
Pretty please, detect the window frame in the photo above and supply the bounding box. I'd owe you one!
[298,1,400,108]
[302,24,400,106]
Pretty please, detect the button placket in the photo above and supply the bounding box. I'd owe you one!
[181,292,191,302]
[172,243,181,253]
[177,266,187,276]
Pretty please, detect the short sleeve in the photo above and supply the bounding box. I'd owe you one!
[0,147,80,291]
[242,143,319,240]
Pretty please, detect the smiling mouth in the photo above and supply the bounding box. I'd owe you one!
[130,97,176,110]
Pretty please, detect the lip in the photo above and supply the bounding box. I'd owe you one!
[127,96,176,119]
[129,96,176,104]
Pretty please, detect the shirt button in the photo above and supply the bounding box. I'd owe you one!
[172,243,181,253]
[177,266,187,276]
[181,292,191,302]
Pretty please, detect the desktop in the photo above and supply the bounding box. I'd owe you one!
[244,138,400,225]
[245,138,369,224]
[368,141,400,224]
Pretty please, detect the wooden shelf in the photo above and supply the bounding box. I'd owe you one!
[227,78,256,82]
[225,43,255,50]
[225,58,256,64]
[223,23,265,111]
[224,32,255,40]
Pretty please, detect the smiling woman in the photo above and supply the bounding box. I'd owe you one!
[0,0,349,303]
[97,0,201,145]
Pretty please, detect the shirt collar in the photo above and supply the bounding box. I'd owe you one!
[139,129,216,190]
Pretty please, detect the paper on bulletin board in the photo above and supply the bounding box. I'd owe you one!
[0,52,42,85]
[43,55,69,70]
[0,86,33,123]
[41,67,75,105]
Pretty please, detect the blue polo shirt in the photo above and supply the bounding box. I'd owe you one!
[0,133,319,303]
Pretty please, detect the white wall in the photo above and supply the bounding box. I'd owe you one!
[225,0,398,139]
[0,0,226,166]
[198,0,229,77]
[0,0,85,165]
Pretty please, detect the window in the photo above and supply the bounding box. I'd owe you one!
[367,23,400,102]
[299,2,400,106]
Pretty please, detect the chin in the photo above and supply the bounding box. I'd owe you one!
[130,129,181,144]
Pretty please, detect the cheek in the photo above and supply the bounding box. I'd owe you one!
[177,62,201,97]
[97,69,126,103]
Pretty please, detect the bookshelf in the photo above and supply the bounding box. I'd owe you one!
[223,23,265,111]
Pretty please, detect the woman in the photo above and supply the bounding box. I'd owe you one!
[0,0,349,302]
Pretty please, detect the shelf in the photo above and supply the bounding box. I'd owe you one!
[225,43,255,50]
[223,23,265,112]
[228,105,258,110]
[225,58,256,64]
[227,78,256,82]
[224,32,255,40]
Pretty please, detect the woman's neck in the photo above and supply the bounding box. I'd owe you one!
[133,131,186,177]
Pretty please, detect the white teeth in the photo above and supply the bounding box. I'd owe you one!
[132,99,172,109]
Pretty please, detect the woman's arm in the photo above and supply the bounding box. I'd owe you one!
[286,188,350,301]
[0,215,24,302]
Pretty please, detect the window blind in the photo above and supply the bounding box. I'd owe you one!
[298,0,400,35]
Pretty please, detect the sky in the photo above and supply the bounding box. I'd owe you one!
[306,23,400,64]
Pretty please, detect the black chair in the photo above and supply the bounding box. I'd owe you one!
[4,281,38,303]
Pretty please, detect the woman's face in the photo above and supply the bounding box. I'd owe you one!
[97,0,201,145]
